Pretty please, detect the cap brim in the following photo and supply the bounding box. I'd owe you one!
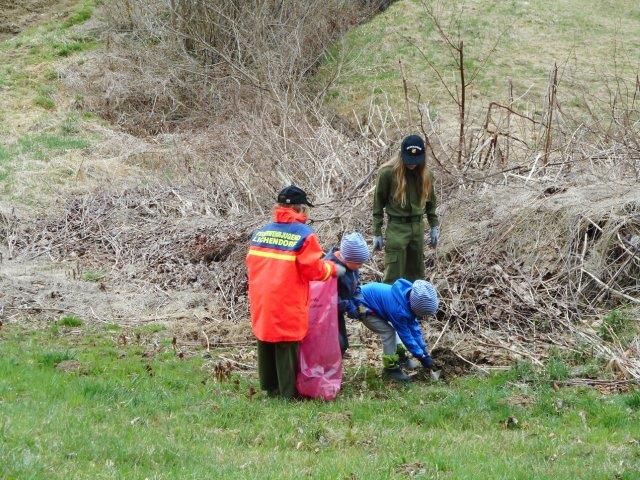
[304,200,314,207]
[401,150,426,165]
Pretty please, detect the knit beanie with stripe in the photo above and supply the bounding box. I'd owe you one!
[340,232,371,264]
[409,280,439,316]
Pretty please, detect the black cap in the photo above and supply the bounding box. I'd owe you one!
[277,185,314,207]
[401,134,426,165]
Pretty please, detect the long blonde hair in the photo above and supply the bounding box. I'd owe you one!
[382,152,432,207]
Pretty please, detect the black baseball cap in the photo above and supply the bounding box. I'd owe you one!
[277,185,314,207]
[401,134,426,165]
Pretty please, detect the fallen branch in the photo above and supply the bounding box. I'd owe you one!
[581,269,640,304]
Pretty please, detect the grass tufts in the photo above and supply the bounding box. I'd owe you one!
[34,85,56,109]
[58,315,83,327]
[599,309,636,343]
[62,3,94,29]
[82,270,105,282]
[626,390,640,410]
[36,351,74,367]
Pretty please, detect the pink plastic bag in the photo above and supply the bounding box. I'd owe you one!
[296,277,342,400]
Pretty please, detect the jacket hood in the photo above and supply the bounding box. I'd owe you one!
[274,206,308,224]
[325,246,345,266]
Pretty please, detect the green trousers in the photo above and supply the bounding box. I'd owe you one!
[257,340,299,399]
[383,219,425,284]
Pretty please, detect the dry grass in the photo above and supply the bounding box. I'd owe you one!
[1,0,639,381]
[321,0,640,131]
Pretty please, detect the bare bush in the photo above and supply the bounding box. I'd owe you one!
[68,0,382,133]
[10,0,634,378]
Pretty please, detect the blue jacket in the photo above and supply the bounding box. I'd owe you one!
[360,279,431,361]
[324,247,362,319]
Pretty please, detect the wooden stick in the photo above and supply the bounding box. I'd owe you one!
[581,269,640,304]
[453,351,490,374]
[431,317,451,351]
[399,60,413,125]
[542,62,558,165]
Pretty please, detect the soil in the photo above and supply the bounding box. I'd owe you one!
[0,0,76,40]
[431,347,473,379]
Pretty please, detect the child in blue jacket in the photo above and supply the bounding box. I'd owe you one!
[359,279,438,382]
[324,232,371,356]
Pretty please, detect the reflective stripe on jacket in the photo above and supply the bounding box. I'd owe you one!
[246,207,335,342]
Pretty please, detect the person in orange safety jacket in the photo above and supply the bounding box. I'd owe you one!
[246,185,345,398]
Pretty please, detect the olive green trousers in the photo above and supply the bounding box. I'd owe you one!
[383,219,425,284]
[257,340,299,399]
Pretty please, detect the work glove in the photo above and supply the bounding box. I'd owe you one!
[429,227,440,247]
[372,235,384,251]
[334,263,347,277]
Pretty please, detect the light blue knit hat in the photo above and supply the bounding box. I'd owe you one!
[340,232,370,264]
[410,280,439,316]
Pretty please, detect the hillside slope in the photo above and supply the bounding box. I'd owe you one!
[320,0,640,128]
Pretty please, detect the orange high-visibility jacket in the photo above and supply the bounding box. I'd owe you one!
[246,207,336,342]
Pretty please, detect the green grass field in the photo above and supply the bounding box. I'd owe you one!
[1,324,639,479]
[0,0,98,204]
[2,2,640,479]
[319,0,640,124]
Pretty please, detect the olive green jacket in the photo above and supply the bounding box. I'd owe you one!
[372,166,439,236]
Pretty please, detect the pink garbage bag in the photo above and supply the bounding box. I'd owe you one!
[296,277,342,400]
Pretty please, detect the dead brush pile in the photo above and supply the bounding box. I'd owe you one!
[3,1,640,378]
[66,0,385,134]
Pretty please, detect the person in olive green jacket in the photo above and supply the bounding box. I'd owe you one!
[372,134,439,284]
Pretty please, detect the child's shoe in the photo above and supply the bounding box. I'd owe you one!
[383,366,411,382]
[382,354,411,382]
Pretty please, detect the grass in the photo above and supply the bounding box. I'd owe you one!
[1,325,639,479]
[17,132,88,161]
[599,308,638,345]
[62,1,94,29]
[57,315,83,327]
[318,0,640,125]
[34,85,56,109]
[81,270,106,282]
[0,1,98,203]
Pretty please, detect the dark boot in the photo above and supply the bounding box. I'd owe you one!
[382,353,411,382]
[383,366,411,382]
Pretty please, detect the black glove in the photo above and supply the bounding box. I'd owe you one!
[418,355,434,369]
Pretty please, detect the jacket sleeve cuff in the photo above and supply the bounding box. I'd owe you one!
[322,261,335,281]
[426,215,439,228]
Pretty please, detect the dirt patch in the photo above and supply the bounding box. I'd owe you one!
[431,347,473,379]
[55,359,82,373]
[0,0,77,39]
[500,395,533,408]
[0,247,253,347]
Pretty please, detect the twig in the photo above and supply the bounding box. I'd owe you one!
[216,355,256,371]
[431,317,450,351]
[581,269,640,304]
[453,351,491,374]
[542,62,558,165]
